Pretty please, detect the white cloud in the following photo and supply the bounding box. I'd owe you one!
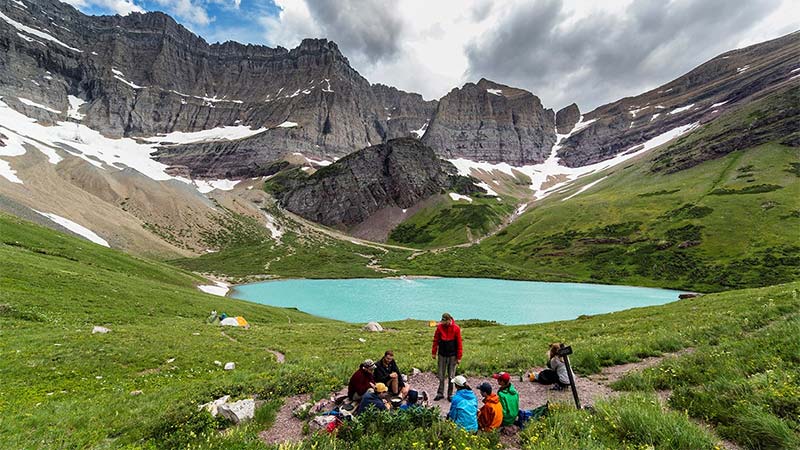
[62,0,143,15]
[260,0,795,107]
[152,0,212,26]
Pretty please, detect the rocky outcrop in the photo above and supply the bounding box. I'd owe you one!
[371,84,438,139]
[556,103,580,134]
[268,138,477,228]
[0,0,426,171]
[556,31,800,168]
[422,79,556,165]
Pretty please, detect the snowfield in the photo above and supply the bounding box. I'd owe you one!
[449,117,699,201]
[0,99,240,193]
[34,209,110,247]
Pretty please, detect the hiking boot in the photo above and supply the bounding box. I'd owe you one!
[421,390,429,402]
[551,384,564,391]
[433,394,444,401]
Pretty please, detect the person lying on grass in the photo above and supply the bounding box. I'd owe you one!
[374,349,410,398]
[529,343,574,390]
[447,375,478,432]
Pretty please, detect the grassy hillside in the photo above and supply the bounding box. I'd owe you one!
[2,212,799,448]
[377,88,800,291]
[388,194,515,248]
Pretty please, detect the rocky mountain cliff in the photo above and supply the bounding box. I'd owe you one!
[422,79,556,165]
[557,31,800,168]
[0,0,435,171]
[266,138,478,228]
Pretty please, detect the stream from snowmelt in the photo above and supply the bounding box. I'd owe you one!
[231,278,684,325]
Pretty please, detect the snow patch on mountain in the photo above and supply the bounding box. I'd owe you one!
[67,95,85,120]
[450,118,699,201]
[449,193,472,202]
[18,97,61,113]
[411,121,428,138]
[486,89,503,96]
[142,125,268,144]
[198,281,229,296]
[111,68,144,89]
[0,98,239,193]
[669,104,695,115]
[33,209,110,247]
[0,10,82,52]
[561,176,609,201]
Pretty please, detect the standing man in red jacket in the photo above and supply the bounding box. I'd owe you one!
[432,312,463,401]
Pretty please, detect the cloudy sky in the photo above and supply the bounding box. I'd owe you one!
[63,0,798,111]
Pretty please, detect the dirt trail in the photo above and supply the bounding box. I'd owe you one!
[259,349,695,446]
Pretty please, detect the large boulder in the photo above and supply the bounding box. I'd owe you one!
[217,399,255,424]
[362,322,384,332]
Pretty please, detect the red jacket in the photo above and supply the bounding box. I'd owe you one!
[432,320,462,360]
[347,368,374,400]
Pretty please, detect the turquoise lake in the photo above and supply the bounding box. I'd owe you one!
[232,278,684,325]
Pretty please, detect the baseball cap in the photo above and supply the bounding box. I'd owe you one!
[478,382,493,394]
[375,382,388,393]
[451,375,468,387]
[492,372,511,383]
[362,359,376,369]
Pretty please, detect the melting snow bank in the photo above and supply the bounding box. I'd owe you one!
[0,99,240,193]
[142,125,268,144]
[198,281,230,297]
[562,176,609,201]
[33,210,110,247]
[449,120,699,200]
[449,193,473,202]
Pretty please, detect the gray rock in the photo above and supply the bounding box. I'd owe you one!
[362,322,383,332]
[423,79,556,165]
[92,326,111,334]
[223,362,235,370]
[199,395,230,416]
[556,103,580,134]
[217,399,255,424]
[270,138,479,228]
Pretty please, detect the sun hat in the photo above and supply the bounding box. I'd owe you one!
[477,382,493,394]
[451,375,468,387]
[493,372,511,383]
[362,359,376,369]
[375,382,388,393]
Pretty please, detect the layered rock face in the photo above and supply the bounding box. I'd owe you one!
[269,138,467,228]
[557,31,800,168]
[555,103,580,134]
[0,0,435,174]
[422,79,556,165]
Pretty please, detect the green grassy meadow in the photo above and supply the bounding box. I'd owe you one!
[2,212,799,448]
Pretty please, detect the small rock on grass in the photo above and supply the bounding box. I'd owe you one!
[130,390,143,396]
[92,326,111,334]
[224,362,235,370]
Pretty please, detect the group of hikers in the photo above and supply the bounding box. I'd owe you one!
[345,313,574,432]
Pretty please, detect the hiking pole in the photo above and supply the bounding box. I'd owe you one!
[558,343,581,409]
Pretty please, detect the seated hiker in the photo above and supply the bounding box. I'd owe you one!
[348,359,377,401]
[374,350,410,398]
[493,372,519,427]
[530,343,574,390]
[399,390,422,410]
[447,375,478,432]
[356,383,390,415]
[477,382,503,432]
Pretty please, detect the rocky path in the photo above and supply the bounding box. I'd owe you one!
[258,349,693,446]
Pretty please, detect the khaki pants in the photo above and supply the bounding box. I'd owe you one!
[436,355,458,397]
